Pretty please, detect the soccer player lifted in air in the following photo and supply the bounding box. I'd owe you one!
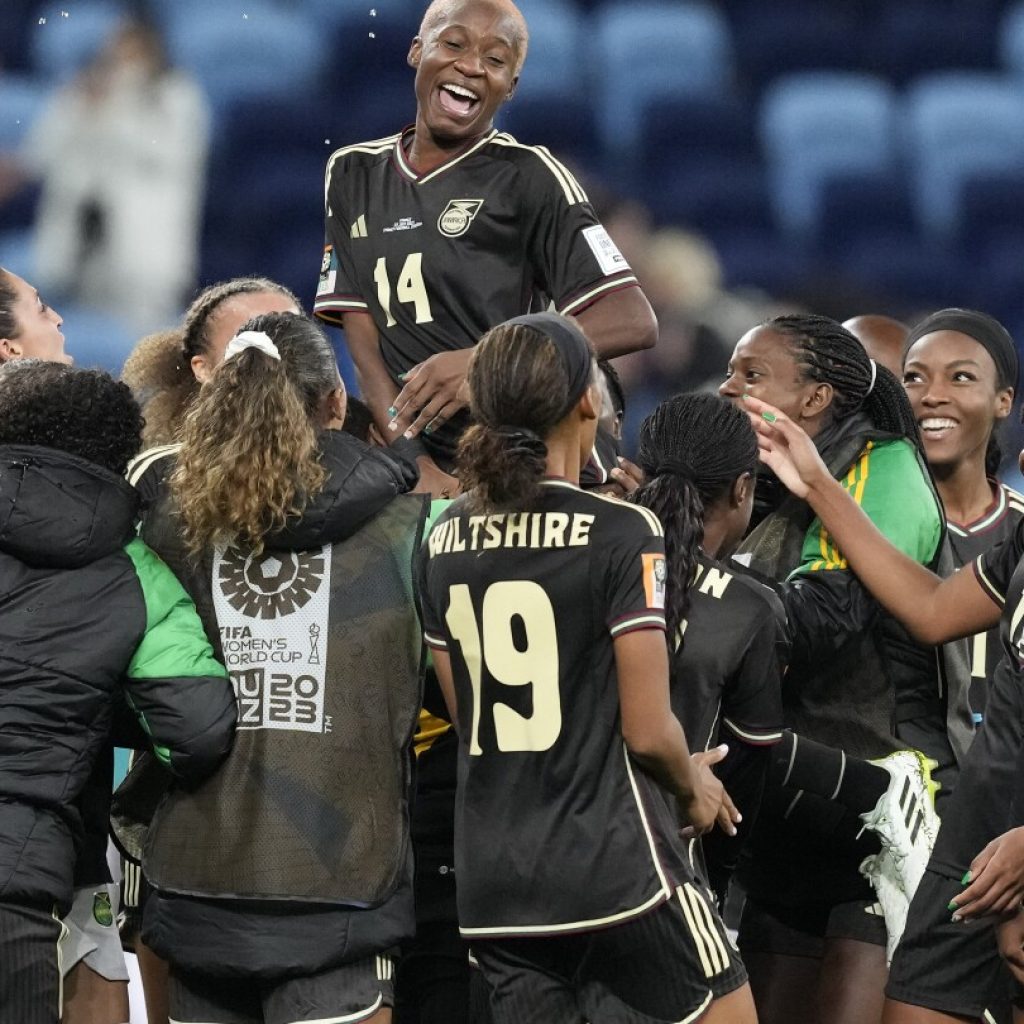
[313,0,657,499]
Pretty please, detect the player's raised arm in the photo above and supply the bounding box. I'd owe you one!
[746,394,1000,645]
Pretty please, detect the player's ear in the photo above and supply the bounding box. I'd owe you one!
[191,353,213,385]
[578,382,599,422]
[732,471,753,509]
[408,37,422,68]
[0,337,19,361]
[506,75,519,101]
[803,381,833,420]
[995,386,1014,421]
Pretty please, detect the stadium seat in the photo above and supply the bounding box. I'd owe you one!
[497,96,603,176]
[504,0,583,102]
[637,94,758,197]
[0,75,50,152]
[816,174,916,254]
[904,73,1024,238]
[759,72,898,238]
[592,2,733,160]
[30,0,126,82]
[1001,1,1024,77]
[0,228,36,281]
[165,4,328,118]
[730,5,865,92]
[866,3,998,85]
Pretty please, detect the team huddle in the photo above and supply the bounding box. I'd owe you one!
[2,2,1024,1024]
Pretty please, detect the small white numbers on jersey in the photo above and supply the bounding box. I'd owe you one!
[582,225,629,275]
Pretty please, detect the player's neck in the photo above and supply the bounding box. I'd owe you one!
[700,519,729,561]
[543,421,586,486]
[406,120,489,175]
[931,451,995,527]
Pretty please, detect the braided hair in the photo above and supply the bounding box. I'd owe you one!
[768,314,922,451]
[631,392,758,639]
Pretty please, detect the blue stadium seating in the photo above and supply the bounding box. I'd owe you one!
[0,75,50,152]
[592,2,733,161]
[165,3,328,118]
[497,96,603,176]
[904,73,1024,238]
[759,73,898,238]
[507,0,583,101]
[1000,0,1024,76]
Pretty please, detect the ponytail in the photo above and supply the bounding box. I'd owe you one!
[458,316,595,514]
[632,473,705,638]
[631,392,758,640]
[171,312,337,557]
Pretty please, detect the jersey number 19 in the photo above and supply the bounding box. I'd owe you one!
[445,581,562,755]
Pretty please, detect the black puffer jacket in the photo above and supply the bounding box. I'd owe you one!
[0,445,236,912]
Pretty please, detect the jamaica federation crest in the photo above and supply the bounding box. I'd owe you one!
[437,199,484,238]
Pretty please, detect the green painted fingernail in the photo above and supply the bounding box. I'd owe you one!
[424,426,433,435]
[947,900,958,910]
[762,411,777,423]
[387,406,397,417]
[962,871,972,885]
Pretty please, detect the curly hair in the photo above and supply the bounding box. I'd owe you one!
[120,277,300,446]
[170,312,338,558]
[631,393,758,638]
[457,321,594,513]
[0,360,143,475]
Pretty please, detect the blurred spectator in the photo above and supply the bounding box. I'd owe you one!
[21,16,208,331]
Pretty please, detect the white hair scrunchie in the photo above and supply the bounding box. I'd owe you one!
[866,357,878,396]
[223,330,281,363]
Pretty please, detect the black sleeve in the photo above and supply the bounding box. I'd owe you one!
[721,590,787,745]
[779,569,881,667]
[974,518,1024,608]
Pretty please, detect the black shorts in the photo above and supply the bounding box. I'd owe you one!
[169,954,395,1024]
[0,901,65,1024]
[738,895,887,956]
[473,884,747,1024]
[886,867,1017,1020]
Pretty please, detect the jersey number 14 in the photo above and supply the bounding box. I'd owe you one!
[373,253,434,327]
[445,581,562,755]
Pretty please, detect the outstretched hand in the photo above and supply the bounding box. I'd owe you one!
[950,827,1024,921]
[739,395,830,499]
[680,744,742,840]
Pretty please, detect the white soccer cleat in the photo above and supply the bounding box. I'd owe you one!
[860,849,906,964]
[858,750,941,957]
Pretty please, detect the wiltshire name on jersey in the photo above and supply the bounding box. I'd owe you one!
[419,481,697,937]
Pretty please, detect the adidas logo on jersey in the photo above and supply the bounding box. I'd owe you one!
[350,215,368,239]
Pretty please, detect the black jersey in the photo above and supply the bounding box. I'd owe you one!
[314,127,637,457]
[927,516,1024,875]
[671,554,787,754]
[419,481,685,937]
[946,481,1024,720]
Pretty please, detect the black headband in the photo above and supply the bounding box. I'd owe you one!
[905,308,1019,390]
[505,312,594,407]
